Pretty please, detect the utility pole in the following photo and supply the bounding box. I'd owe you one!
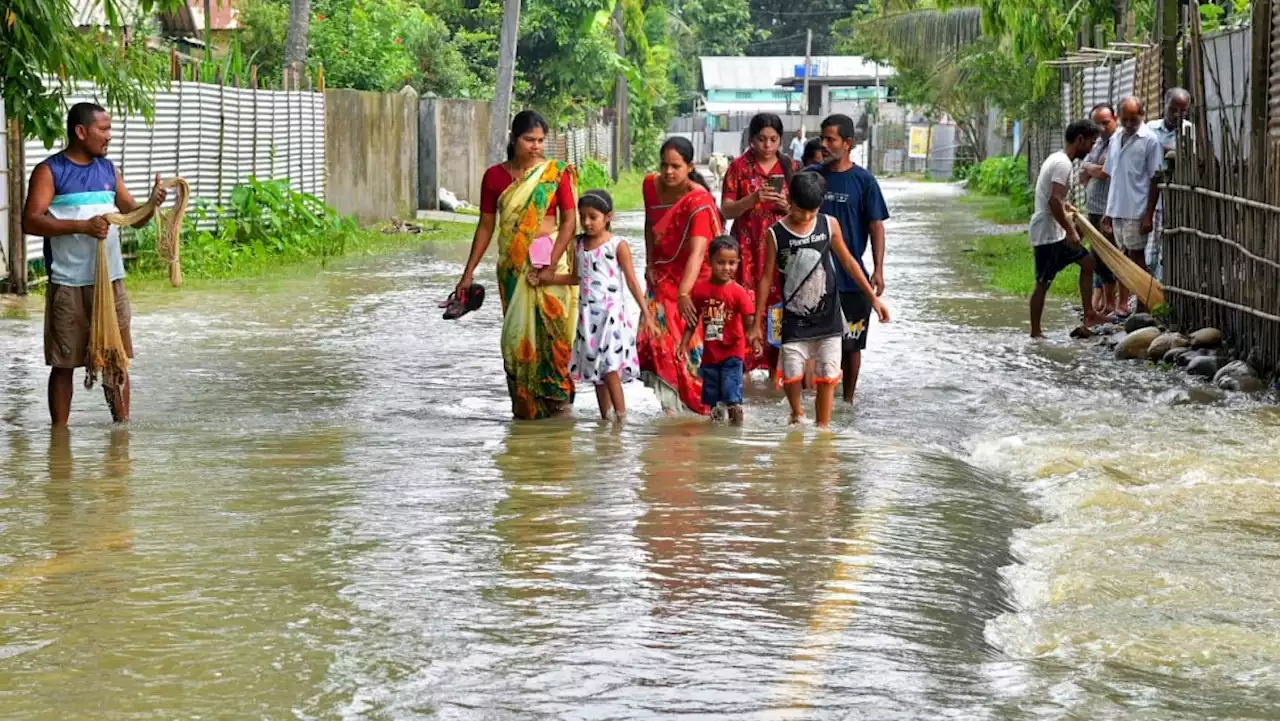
[801,29,813,122]
[487,0,522,165]
[612,1,629,178]
[203,0,213,57]
[283,0,312,88]
[869,62,879,172]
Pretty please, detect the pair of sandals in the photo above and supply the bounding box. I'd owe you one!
[440,284,486,320]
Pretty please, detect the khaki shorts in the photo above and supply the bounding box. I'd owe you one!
[1112,218,1147,251]
[781,336,842,385]
[44,281,134,369]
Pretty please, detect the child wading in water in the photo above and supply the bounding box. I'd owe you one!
[678,236,756,424]
[551,190,655,421]
[750,172,890,429]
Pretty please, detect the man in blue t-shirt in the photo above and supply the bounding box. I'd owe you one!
[807,114,889,403]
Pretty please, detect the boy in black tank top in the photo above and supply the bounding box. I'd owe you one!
[749,172,890,428]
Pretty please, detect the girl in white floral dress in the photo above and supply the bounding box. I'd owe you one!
[566,190,656,421]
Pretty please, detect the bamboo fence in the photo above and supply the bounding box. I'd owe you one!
[1161,5,1280,373]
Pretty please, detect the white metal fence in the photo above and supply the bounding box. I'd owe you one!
[15,81,325,268]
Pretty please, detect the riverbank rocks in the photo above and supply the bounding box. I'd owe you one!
[1116,327,1162,360]
[1163,346,1194,365]
[1123,313,1159,333]
[1187,354,1228,378]
[1214,360,1265,392]
[1190,327,1223,349]
[1146,332,1190,361]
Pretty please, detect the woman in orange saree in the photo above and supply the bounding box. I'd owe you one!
[456,111,578,420]
[637,137,721,415]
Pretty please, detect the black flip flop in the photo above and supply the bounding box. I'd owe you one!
[441,284,485,320]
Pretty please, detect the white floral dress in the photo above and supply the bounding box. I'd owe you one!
[570,234,639,385]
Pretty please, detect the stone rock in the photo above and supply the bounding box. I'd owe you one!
[1213,361,1261,392]
[1147,333,1190,361]
[1187,386,1226,404]
[1115,327,1162,360]
[1175,349,1198,367]
[1219,376,1267,393]
[1190,327,1223,349]
[1069,325,1094,340]
[1186,354,1227,378]
[1124,313,1159,333]
[1163,347,1193,365]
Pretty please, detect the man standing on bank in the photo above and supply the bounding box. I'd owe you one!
[1101,96,1165,313]
[809,114,888,403]
[23,103,167,425]
[1079,103,1121,318]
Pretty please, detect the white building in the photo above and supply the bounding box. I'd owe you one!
[699,55,894,117]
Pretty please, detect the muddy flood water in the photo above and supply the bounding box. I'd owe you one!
[2,182,1278,720]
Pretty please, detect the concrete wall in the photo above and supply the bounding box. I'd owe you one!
[325,88,418,223]
[420,98,490,208]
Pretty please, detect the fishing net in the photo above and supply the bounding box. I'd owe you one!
[1068,206,1165,310]
[85,177,190,390]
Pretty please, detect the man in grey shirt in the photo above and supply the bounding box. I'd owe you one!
[1079,103,1120,316]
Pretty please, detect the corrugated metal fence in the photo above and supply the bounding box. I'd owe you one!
[17,81,325,263]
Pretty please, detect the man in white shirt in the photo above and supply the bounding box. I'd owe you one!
[790,129,805,163]
[1143,87,1193,282]
[1102,96,1166,312]
[1029,118,1105,337]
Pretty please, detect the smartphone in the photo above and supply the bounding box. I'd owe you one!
[767,176,784,194]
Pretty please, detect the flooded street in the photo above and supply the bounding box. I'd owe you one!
[2,181,1278,719]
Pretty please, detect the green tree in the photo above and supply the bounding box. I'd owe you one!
[748,0,869,56]
[239,0,480,96]
[2,0,182,147]
[516,0,618,121]
[681,0,755,56]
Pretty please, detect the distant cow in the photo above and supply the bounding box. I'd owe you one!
[707,153,730,186]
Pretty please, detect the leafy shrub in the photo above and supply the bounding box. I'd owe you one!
[132,178,356,279]
[577,158,612,193]
[966,155,1034,217]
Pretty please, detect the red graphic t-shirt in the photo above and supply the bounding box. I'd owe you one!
[690,280,755,365]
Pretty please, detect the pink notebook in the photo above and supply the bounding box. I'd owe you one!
[528,236,554,268]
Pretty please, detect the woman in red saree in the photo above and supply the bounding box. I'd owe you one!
[638,137,721,415]
[720,113,795,373]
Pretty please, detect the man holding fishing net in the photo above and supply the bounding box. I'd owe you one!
[1028,119,1107,338]
[23,103,168,425]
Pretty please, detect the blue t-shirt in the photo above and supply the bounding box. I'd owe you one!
[41,152,124,286]
[808,163,889,292]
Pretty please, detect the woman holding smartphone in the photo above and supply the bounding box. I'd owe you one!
[720,112,797,376]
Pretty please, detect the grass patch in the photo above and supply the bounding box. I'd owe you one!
[965,231,1080,299]
[959,192,1032,225]
[611,170,648,212]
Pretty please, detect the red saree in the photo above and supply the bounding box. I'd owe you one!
[638,176,720,415]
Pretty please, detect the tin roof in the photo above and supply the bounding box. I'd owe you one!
[71,0,239,32]
[700,56,894,91]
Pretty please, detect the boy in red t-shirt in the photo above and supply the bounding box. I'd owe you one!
[678,236,756,424]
